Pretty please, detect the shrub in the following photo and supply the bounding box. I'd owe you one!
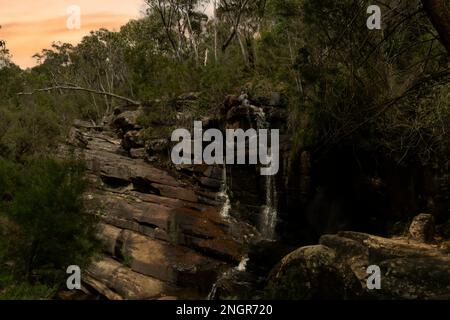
[0,157,99,289]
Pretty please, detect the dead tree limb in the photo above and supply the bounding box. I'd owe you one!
[17,85,141,106]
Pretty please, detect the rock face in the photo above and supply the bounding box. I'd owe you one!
[60,108,252,300]
[267,216,450,299]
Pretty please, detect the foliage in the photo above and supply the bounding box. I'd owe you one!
[255,0,449,167]
[0,157,99,293]
[0,272,56,300]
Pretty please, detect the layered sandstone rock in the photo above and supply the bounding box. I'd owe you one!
[60,109,253,300]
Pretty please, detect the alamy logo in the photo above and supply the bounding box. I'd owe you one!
[66,265,81,290]
[367,5,382,30]
[171,121,279,176]
[66,5,81,30]
[366,265,381,290]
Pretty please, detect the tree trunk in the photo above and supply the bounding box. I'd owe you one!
[245,37,255,69]
[214,0,218,63]
[421,0,450,56]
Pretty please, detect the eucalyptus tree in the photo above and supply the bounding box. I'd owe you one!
[145,0,209,64]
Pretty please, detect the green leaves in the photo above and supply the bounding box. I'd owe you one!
[0,157,99,286]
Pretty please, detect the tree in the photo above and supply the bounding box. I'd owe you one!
[217,0,267,66]
[0,158,99,281]
[255,0,449,165]
[0,25,12,68]
[421,0,450,56]
[145,0,209,64]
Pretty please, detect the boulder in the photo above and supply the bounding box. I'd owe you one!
[376,256,450,299]
[266,245,361,299]
[409,213,435,243]
[113,110,142,131]
[267,215,450,300]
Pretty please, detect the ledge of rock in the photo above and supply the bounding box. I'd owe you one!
[267,215,450,300]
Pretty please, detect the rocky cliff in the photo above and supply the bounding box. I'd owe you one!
[59,106,259,300]
[58,92,450,300]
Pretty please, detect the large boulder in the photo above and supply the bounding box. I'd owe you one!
[266,245,361,299]
[376,256,450,299]
[409,213,435,243]
[113,109,143,132]
[267,215,450,300]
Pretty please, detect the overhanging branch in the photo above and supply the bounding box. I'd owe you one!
[17,85,141,106]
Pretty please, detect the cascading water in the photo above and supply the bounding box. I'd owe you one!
[236,256,249,272]
[260,171,278,239]
[255,108,279,240]
[218,164,231,218]
[208,105,278,300]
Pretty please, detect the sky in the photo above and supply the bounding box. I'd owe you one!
[0,0,145,68]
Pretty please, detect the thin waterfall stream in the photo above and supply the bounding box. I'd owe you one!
[218,164,231,218]
[260,169,278,240]
[256,108,279,240]
[209,106,279,299]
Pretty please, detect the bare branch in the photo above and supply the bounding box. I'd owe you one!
[17,85,141,106]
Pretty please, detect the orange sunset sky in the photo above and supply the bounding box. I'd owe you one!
[0,0,145,68]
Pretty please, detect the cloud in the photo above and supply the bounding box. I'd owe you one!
[0,1,143,68]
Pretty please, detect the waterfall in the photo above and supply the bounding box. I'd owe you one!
[218,165,231,218]
[236,256,249,272]
[260,172,278,239]
[255,108,279,240]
